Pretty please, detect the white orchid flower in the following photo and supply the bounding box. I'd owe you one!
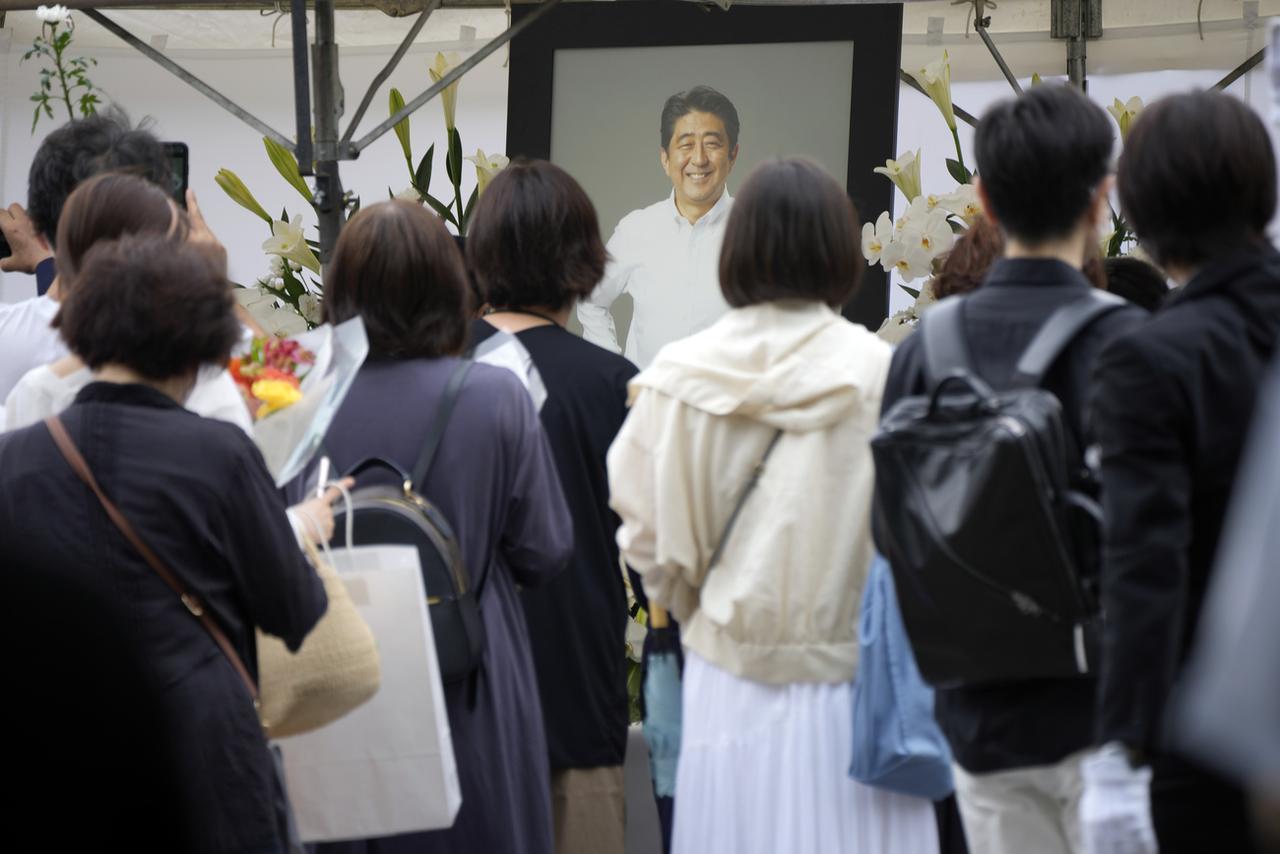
[908,51,957,131]
[940,184,984,225]
[465,149,510,195]
[880,238,935,283]
[873,149,923,202]
[861,212,894,265]
[298,293,323,326]
[36,5,70,24]
[1107,96,1145,141]
[895,196,933,234]
[903,209,957,259]
[262,215,321,275]
[428,51,462,131]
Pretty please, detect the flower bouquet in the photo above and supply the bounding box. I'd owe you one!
[232,316,370,486]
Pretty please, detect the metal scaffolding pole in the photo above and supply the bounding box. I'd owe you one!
[311,0,345,263]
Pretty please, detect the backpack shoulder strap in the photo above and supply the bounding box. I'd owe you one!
[411,360,473,491]
[706,429,783,571]
[1013,290,1127,387]
[922,297,973,387]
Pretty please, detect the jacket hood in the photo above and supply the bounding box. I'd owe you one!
[628,301,890,432]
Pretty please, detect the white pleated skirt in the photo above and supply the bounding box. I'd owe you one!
[672,652,941,854]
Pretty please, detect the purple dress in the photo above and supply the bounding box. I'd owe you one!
[314,356,573,854]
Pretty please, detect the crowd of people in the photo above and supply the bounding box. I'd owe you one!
[0,77,1276,854]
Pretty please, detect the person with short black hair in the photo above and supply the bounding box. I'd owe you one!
[1102,256,1169,313]
[0,233,328,853]
[315,200,574,854]
[578,84,740,368]
[609,158,939,854]
[1084,89,1280,854]
[0,111,172,403]
[467,160,637,854]
[879,84,1145,854]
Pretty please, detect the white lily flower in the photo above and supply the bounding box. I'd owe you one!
[940,184,984,225]
[895,196,933,234]
[36,5,70,24]
[861,211,894,265]
[465,149,510,195]
[880,238,935,283]
[429,51,462,131]
[262,215,321,275]
[908,51,957,131]
[394,186,423,203]
[1107,96,1145,141]
[873,149,923,202]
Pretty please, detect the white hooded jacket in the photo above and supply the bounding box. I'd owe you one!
[608,300,892,684]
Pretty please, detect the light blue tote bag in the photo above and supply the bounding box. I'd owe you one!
[849,552,955,800]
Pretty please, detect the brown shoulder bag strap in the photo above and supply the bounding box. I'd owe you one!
[45,415,260,706]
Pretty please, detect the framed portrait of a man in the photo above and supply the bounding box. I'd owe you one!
[508,3,903,363]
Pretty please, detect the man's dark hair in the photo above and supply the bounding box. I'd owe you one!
[719,158,861,309]
[1118,90,1276,269]
[324,200,471,358]
[27,109,170,245]
[660,85,740,150]
[55,172,185,288]
[466,160,606,313]
[975,84,1113,245]
[59,235,238,381]
[1103,256,1168,313]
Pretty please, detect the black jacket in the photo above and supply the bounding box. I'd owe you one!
[1090,245,1280,752]
[881,258,1144,772]
[0,383,327,853]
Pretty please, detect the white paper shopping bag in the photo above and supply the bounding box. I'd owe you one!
[277,544,461,842]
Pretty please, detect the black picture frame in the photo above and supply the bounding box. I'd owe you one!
[507,1,903,329]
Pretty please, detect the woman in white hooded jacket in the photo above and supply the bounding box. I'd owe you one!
[608,159,939,854]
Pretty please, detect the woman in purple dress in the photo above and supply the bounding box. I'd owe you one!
[314,201,574,854]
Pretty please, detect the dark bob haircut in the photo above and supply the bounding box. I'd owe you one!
[1118,91,1276,269]
[1104,256,1168,313]
[719,158,862,309]
[59,235,239,381]
[324,200,471,359]
[28,109,171,245]
[975,84,1113,245]
[466,160,606,313]
[55,172,185,289]
[660,85,740,150]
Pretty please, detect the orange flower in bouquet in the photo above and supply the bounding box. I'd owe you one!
[230,337,316,419]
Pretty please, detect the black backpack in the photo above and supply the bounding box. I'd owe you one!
[871,291,1125,689]
[332,361,484,685]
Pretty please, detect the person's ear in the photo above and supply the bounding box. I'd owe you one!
[974,177,999,228]
[1090,175,1116,231]
[659,146,670,173]
[728,143,739,165]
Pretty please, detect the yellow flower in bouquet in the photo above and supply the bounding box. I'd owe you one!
[251,378,303,418]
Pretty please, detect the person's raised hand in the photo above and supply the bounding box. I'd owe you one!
[0,203,53,274]
[185,189,229,271]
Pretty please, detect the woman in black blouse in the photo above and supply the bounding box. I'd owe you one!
[0,235,326,853]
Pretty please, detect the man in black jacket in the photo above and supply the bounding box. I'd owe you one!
[1082,91,1280,854]
[880,85,1143,854]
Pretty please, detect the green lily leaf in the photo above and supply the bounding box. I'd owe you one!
[389,87,413,178]
[898,284,921,300]
[422,192,458,227]
[462,186,478,229]
[446,127,463,189]
[215,168,273,224]
[263,136,314,205]
[945,158,971,186]
[415,144,435,197]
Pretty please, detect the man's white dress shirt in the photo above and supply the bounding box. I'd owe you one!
[0,296,68,408]
[578,190,733,369]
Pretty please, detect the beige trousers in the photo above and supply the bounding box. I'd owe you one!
[551,765,626,854]
[952,751,1086,854]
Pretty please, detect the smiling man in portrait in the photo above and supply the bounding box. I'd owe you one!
[578,85,740,367]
